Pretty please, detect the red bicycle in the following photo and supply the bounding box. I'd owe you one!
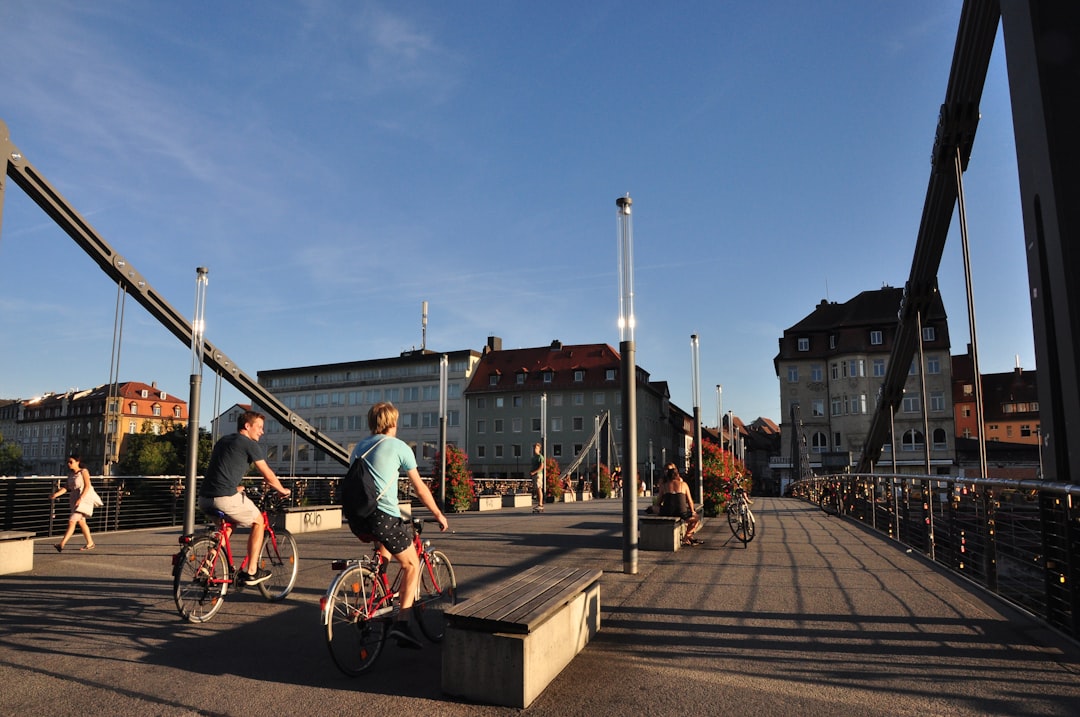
[320,517,456,675]
[172,490,299,623]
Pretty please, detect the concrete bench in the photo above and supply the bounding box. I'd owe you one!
[502,493,532,508]
[279,505,342,534]
[473,495,502,511]
[443,564,602,708]
[0,531,35,575]
[639,515,686,551]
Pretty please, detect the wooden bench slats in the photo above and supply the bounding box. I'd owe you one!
[446,565,602,634]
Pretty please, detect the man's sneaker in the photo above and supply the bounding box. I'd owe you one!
[389,621,423,649]
[241,568,272,586]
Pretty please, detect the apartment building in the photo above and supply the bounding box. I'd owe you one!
[256,347,483,476]
[953,347,1040,445]
[464,339,675,480]
[14,381,187,475]
[775,287,955,480]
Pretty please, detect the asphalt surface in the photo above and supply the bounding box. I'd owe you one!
[2,497,1079,716]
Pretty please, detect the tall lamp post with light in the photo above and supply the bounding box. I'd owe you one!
[616,194,638,575]
[438,354,448,508]
[690,334,704,510]
[183,267,209,536]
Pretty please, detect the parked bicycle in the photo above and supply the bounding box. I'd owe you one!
[320,517,456,675]
[172,489,299,623]
[726,486,756,545]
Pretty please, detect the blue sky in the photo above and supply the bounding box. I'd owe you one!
[0,1,1031,428]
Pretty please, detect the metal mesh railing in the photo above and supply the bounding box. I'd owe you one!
[790,474,1080,641]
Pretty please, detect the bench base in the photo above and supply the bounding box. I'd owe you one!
[639,516,686,551]
[473,495,502,511]
[280,506,342,534]
[1,532,35,575]
[442,578,600,708]
[502,493,532,508]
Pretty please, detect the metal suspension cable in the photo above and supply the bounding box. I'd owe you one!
[955,146,989,479]
[104,283,127,474]
[562,411,610,476]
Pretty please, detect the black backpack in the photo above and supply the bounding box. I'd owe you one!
[342,437,389,521]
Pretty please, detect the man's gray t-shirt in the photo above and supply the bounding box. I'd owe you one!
[200,433,264,498]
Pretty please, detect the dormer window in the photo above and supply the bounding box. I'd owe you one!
[516,373,526,385]
[573,370,584,382]
[129,401,139,414]
[141,390,149,398]
[605,369,616,381]
[797,338,809,351]
[489,374,500,386]
[543,371,554,383]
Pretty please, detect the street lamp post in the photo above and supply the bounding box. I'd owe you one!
[616,194,638,575]
[183,267,208,536]
[438,354,448,508]
[690,334,704,510]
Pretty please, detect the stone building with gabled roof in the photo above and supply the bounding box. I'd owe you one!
[464,339,679,482]
[775,286,955,483]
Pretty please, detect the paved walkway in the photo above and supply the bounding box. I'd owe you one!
[2,497,1078,716]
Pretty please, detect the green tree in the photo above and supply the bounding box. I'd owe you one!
[116,423,213,475]
[0,434,28,476]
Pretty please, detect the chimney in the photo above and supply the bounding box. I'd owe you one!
[487,336,502,352]
[550,339,563,350]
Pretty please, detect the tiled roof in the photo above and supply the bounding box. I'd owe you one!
[466,343,625,393]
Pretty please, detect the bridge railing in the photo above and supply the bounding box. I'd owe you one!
[790,473,1080,641]
[1,474,538,538]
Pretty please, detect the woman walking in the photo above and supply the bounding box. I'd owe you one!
[50,454,99,552]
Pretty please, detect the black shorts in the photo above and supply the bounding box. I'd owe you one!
[348,509,414,555]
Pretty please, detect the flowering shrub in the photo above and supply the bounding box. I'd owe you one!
[595,463,613,498]
[700,440,751,517]
[430,445,476,513]
[545,457,563,502]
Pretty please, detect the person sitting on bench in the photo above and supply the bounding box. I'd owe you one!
[658,464,702,545]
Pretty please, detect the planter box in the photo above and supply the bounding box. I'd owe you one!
[473,495,502,511]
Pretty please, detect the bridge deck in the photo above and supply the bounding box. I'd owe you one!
[1,497,1077,716]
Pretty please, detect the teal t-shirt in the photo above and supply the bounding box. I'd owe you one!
[350,434,417,518]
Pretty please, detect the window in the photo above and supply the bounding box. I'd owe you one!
[129,401,138,414]
[922,326,936,342]
[902,395,920,413]
[573,416,584,431]
[573,393,584,406]
[929,391,945,412]
[141,389,149,398]
[932,428,948,450]
[476,445,486,458]
[1020,424,1032,438]
[552,444,563,457]
[901,429,925,452]
[797,337,809,351]
[574,370,584,382]
[811,432,828,453]
[829,335,837,349]
[812,399,825,417]
[476,397,487,409]
[494,445,503,458]
[961,406,972,418]
[152,404,162,417]
[831,398,843,416]
[926,356,941,374]
[593,392,605,405]
[494,419,504,433]
[516,373,525,385]
[810,365,823,382]
[872,359,886,377]
[513,444,522,458]
[551,417,563,432]
[908,360,919,376]
[173,406,182,418]
[513,396,523,408]
[834,432,842,448]
[385,388,400,402]
[495,397,504,408]
[447,410,460,427]
[848,359,864,377]
[403,387,420,402]
[489,374,499,386]
[605,369,616,381]
[422,412,438,428]
[830,363,840,380]
[531,417,541,432]
[870,330,883,345]
[787,366,798,383]
[544,371,554,383]
[512,417,522,433]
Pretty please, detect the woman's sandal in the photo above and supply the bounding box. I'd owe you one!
[80,544,96,551]
[54,544,63,553]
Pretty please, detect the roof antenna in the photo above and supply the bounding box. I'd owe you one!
[421,301,428,351]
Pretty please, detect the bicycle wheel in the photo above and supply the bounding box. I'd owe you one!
[174,536,228,623]
[416,550,457,642]
[257,529,298,601]
[740,509,757,544]
[726,504,742,538]
[325,565,389,676]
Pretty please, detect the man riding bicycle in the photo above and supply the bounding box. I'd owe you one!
[344,402,449,649]
[198,410,291,586]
